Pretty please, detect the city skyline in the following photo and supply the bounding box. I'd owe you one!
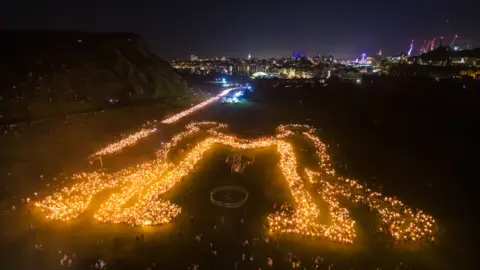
[2,0,479,59]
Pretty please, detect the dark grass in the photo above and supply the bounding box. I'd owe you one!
[1,143,438,269]
[0,85,473,269]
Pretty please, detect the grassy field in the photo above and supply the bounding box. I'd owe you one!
[0,87,470,269]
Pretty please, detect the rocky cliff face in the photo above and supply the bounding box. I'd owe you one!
[0,31,189,123]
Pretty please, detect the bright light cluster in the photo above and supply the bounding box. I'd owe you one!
[269,125,354,243]
[156,121,227,160]
[267,139,352,242]
[276,124,335,176]
[36,122,435,244]
[308,172,435,242]
[276,124,434,243]
[94,162,174,225]
[35,171,126,220]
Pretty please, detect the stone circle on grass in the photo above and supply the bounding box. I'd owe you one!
[210,186,249,208]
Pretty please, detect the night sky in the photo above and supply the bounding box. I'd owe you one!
[2,0,479,60]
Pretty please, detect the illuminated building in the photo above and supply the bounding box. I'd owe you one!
[251,72,269,79]
[366,57,376,66]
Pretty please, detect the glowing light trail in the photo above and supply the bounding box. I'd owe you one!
[91,128,157,158]
[90,87,240,158]
[161,87,238,124]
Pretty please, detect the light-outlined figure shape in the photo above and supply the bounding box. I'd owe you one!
[35,122,435,244]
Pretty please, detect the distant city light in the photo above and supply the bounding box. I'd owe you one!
[234,91,243,97]
[408,40,414,56]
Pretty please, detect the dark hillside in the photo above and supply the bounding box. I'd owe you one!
[0,30,190,123]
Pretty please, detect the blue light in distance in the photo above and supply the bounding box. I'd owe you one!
[222,78,227,84]
[234,91,243,97]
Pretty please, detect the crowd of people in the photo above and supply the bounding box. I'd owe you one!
[0,153,427,270]
[182,213,341,270]
[0,189,420,270]
[178,212,412,270]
